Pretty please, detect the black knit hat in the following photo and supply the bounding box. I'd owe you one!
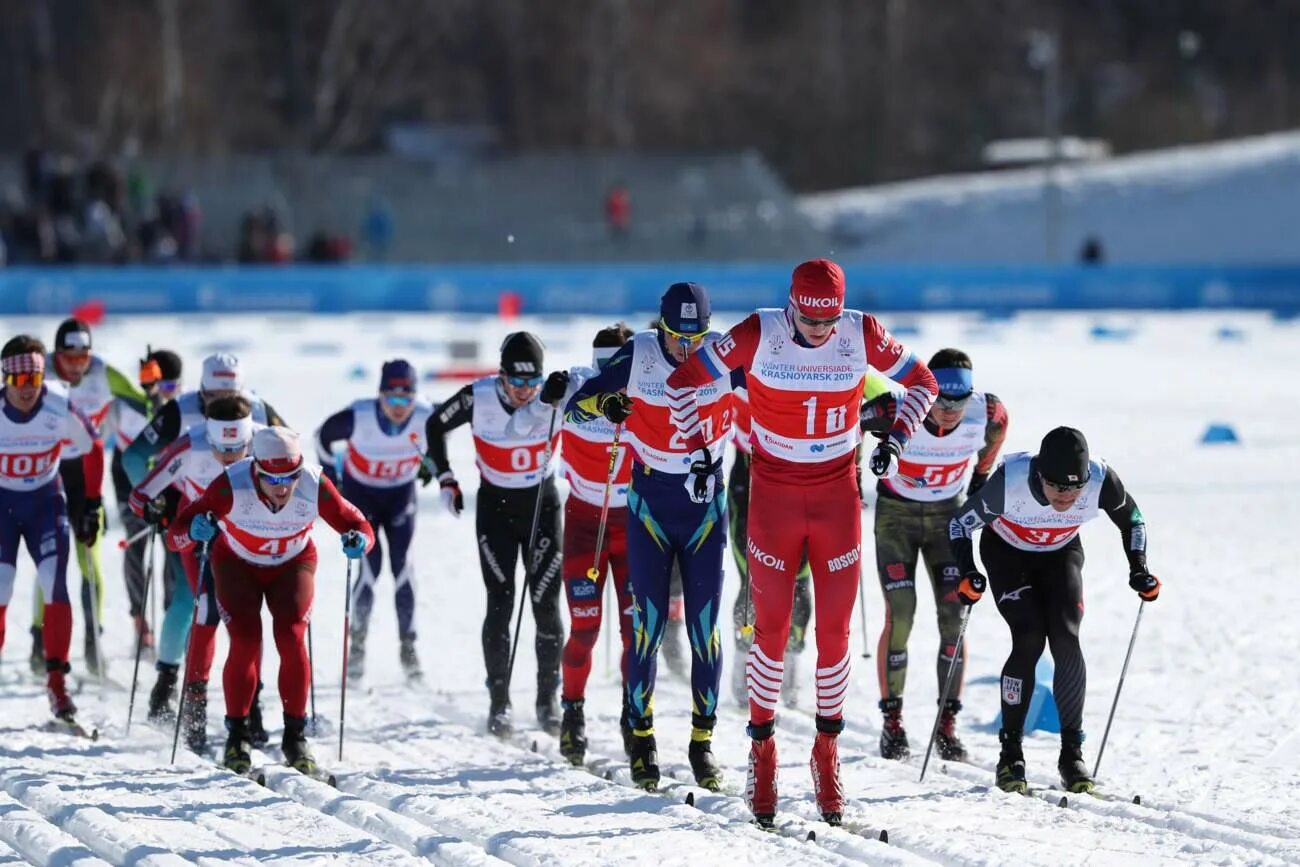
[1038,427,1090,486]
[499,332,544,378]
[54,318,92,352]
[148,349,183,380]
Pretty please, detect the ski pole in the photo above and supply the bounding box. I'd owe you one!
[589,425,623,677]
[919,606,970,783]
[856,570,872,658]
[172,540,208,764]
[339,556,356,762]
[307,618,318,736]
[1093,600,1146,780]
[506,405,559,691]
[117,524,154,549]
[126,529,158,733]
[85,543,107,692]
[604,574,614,679]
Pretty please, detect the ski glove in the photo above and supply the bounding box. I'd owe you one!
[416,456,435,487]
[598,392,634,424]
[684,448,717,504]
[75,497,103,546]
[143,494,171,527]
[1129,569,1161,601]
[956,570,987,605]
[438,471,464,517]
[869,436,902,479]
[341,530,367,560]
[190,512,218,544]
[540,370,570,405]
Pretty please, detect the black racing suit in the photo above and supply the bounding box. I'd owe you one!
[425,383,563,710]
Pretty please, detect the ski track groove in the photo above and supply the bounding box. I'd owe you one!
[0,791,110,867]
[261,764,507,866]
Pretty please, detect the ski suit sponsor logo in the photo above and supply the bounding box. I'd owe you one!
[885,562,907,580]
[942,565,961,580]
[572,605,600,618]
[883,578,913,592]
[999,585,1032,604]
[960,511,981,528]
[1002,675,1023,705]
[1130,524,1146,551]
[887,650,907,667]
[747,538,785,571]
[826,547,860,572]
[680,302,697,318]
[796,295,838,309]
[570,578,598,598]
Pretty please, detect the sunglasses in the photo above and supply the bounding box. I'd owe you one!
[796,312,841,328]
[381,391,414,407]
[935,393,972,411]
[659,319,707,346]
[156,379,181,395]
[5,371,44,388]
[1043,478,1087,493]
[505,374,543,388]
[257,465,303,486]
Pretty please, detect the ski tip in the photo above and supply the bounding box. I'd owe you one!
[530,740,539,753]
[878,830,889,844]
[806,830,816,842]
[685,791,695,807]
[603,769,613,781]
[327,774,338,787]
[1057,796,1068,808]
[90,728,100,741]
[256,773,268,786]
[1132,794,1141,805]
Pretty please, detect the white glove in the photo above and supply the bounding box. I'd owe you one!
[869,438,901,479]
[437,471,464,517]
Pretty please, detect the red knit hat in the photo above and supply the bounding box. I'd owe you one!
[789,259,846,318]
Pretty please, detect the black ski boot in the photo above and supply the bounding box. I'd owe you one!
[879,697,911,760]
[182,680,209,753]
[487,682,513,738]
[558,699,587,766]
[688,714,722,791]
[346,629,365,683]
[399,634,422,683]
[996,728,1028,794]
[148,663,179,724]
[536,692,561,737]
[29,626,44,677]
[1058,729,1094,794]
[628,724,660,791]
[282,714,319,775]
[248,681,269,747]
[224,716,254,776]
[936,698,969,762]
[619,693,635,758]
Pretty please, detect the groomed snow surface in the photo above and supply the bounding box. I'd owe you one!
[0,309,1296,866]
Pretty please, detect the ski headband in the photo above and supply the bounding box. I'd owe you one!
[206,416,254,450]
[933,367,973,399]
[2,353,44,375]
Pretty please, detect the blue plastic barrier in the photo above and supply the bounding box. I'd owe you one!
[1201,423,1240,444]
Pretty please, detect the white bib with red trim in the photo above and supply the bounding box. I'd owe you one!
[625,330,733,474]
[220,459,321,565]
[343,399,432,488]
[743,309,868,464]
[470,377,557,488]
[885,392,987,501]
[990,451,1105,552]
[0,387,73,491]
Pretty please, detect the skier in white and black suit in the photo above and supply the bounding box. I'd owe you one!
[948,426,1160,795]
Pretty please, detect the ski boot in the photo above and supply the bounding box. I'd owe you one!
[399,633,423,683]
[619,694,634,758]
[536,692,561,737]
[558,699,586,765]
[996,728,1027,794]
[628,725,660,791]
[46,661,76,721]
[182,680,209,753]
[346,629,365,683]
[488,682,513,738]
[688,714,722,791]
[879,697,911,760]
[29,627,44,677]
[745,721,778,829]
[282,714,319,775]
[936,698,969,762]
[248,681,269,747]
[660,607,689,680]
[1058,729,1095,794]
[148,663,179,724]
[223,717,254,776]
[811,716,845,826]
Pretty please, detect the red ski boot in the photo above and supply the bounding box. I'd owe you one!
[745,721,778,829]
[46,664,77,721]
[811,716,845,825]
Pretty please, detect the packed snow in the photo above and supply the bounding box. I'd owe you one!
[0,309,1296,865]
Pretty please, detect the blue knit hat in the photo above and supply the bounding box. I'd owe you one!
[379,359,416,392]
[659,282,710,335]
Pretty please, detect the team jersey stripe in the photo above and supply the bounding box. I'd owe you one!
[882,350,916,380]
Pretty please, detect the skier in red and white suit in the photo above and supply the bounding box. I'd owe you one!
[666,258,937,826]
[171,426,374,776]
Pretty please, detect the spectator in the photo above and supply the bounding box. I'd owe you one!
[605,182,630,241]
[1079,234,1105,265]
[361,198,394,261]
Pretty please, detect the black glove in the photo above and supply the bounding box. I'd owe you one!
[684,448,717,504]
[438,471,464,517]
[540,370,570,405]
[1129,568,1161,601]
[417,456,435,487]
[143,494,172,527]
[76,497,103,546]
[956,569,987,605]
[967,472,989,496]
[598,392,633,424]
[869,436,902,478]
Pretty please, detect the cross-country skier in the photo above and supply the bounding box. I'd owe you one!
[0,335,104,726]
[130,395,264,751]
[568,283,741,792]
[947,426,1158,794]
[113,349,183,657]
[419,333,565,737]
[860,347,1008,762]
[30,318,145,676]
[315,359,431,684]
[170,427,374,777]
[665,258,937,826]
[508,323,637,764]
[727,383,814,709]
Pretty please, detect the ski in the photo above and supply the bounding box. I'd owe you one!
[265,763,338,788]
[41,716,99,740]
